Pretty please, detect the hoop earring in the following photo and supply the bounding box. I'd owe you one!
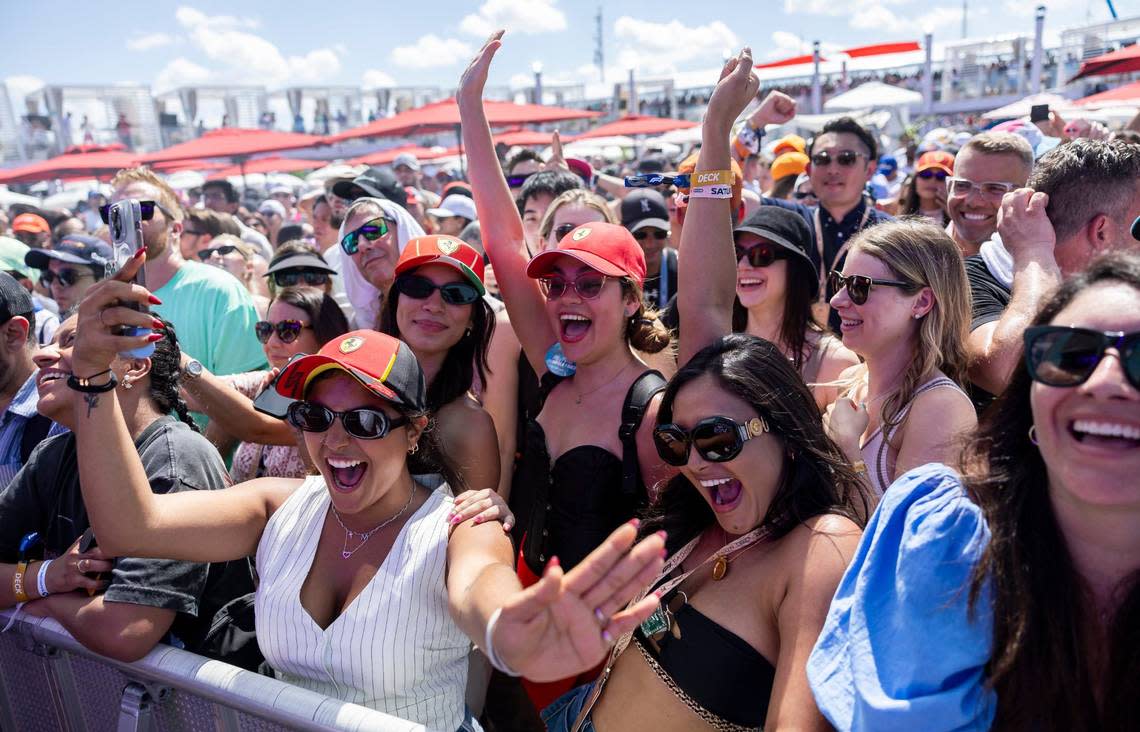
[408,443,419,455]
[1028,425,1038,446]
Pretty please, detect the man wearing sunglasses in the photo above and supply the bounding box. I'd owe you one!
[25,235,113,315]
[621,190,676,309]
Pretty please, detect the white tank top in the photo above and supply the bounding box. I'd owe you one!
[255,476,469,730]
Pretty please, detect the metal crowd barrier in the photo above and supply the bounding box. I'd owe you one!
[0,608,425,732]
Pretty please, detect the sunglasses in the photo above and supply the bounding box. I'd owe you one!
[653,415,769,467]
[734,242,786,268]
[254,319,311,344]
[810,150,865,168]
[98,200,171,225]
[40,268,94,288]
[828,270,914,306]
[1024,326,1140,390]
[196,244,240,261]
[286,401,408,440]
[538,272,608,300]
[340,218,391,255]
[394,273,481,305]
[946,177,1017,199]
[633,229,669,242]
[917,169,949,180]
[274,270,330,288]
[506,173,535,188]
[551,222,578,242]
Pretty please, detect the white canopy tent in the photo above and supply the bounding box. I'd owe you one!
[982,92,1075,120]
[824,82,923,112]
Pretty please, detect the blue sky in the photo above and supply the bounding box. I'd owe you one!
[0,0,1128,102]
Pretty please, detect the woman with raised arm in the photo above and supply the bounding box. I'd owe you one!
[64,254,668,730]
[543,49,869,731]
[459,32,674,713]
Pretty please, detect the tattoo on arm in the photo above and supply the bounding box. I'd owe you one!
[84,393,100,418]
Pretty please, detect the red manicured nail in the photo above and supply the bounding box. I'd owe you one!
[659,548,668,558]
[132,248,146,259]
[148,295,162,305]
[474,516,483,524]
[656,530,667,540]
[146,333,163,342]
[151,318,164,329]
[628,518,640,528]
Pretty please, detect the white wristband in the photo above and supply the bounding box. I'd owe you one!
[37,560,52,598]
[483,607,521,677]
[688,185,733,199]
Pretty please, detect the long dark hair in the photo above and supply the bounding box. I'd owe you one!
[148,320,200,433]
[898,173,949,226]
[272,286,349,346]
[642,334,868,550]
[962,252,1140,731]
[378,272,495,412]
[731,254,822,371]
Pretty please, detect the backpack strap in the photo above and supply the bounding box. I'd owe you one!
[619,370,667,499]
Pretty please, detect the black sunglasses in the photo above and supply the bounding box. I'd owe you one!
[734,242,786,268]
[196,244,240,261]
[340,218,391,255]
[793,190,816,201]
[633,229,669,242]
[394,274,481,305]
[286,401,408,440]
[98,200,171,225]
[274,270,330,288]
[506,173,535,188]
[828,270,914,306]
[917,169,949,181]
[1024,326,1140,390]
[653,415,769,467]
[40,268,94,288]
[254,319,311,344]
[810,150,865,168]
[538,271,608,300]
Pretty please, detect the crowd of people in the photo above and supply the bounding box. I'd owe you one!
[0,32,1137,732]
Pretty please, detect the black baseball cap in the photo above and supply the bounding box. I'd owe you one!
[734,207,817,291]
[0,271,34,325]
[265,250,338,277]
[621,190,670,234]
[25,235,114,276]
[332,167,407,210]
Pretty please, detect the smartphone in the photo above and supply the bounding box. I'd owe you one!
[77,528,105,596]
[1030,104,1050,123]
[107,199,155,359]
[252,353,306,419]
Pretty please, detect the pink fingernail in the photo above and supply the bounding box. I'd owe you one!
[656,530,667,540]
[659,548,668,559]
[474,516,483,524]
[654,589,666,599]
[628,518,640,528]
[547,556,560,568]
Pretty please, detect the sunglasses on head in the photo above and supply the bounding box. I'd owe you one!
[810,150,865,168]
[394,273,481,305]
[274,270,330,288]
[917,169,949,180]
[828,270,913,306]
[196,244,240,261]
[653,415,769,467]
[254,319,311,344]
[1024,325,1140,390]
[98,200,170,225]
[538,271,608,300]
[633,229,669,242]
[286,401,408,440]
[506,173,535,188]
[340,218,391,255]
[40,268,93,288]
[734,242,786,268]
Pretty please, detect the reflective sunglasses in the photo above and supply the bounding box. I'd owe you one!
[633,229,669,242]
[273,270,330,288]
[734,242,786,268]
[286,401,408,439]
[1024,326,1140,390]
[653,415,769,466]
[538,272,608,300]
[810,150,865,168]
[828,270,914,305]
[394,273,481,305]
[254,319,311,344]
[340,218,391,255]
[917,169,948,180]
[196,244,240,261]
[947,177,1017,199]
[98,200,172,225]
[506,173,535,188]
[551,222,578,242]
[40,268,94,288]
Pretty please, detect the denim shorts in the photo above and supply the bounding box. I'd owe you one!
[540,682,596,732]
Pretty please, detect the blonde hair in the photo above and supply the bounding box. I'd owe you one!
[846,218,971,433]
[210,233,254,260]
[109,167,183,223]
[539,189,616,243]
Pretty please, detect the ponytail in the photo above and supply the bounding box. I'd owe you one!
[621,279,673,355]
[147,320,201,433]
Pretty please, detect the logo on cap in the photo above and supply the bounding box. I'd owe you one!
[339,336,365,353]
[437,238,460,255]
[572,227,591,241]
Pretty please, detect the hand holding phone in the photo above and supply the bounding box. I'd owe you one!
[107,199,155,359]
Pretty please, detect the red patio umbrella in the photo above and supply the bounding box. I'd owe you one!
[206,156,328,180]
[140,128,325,165]
[346,144,455,167]
[0,147,141,184]
[575,115,697,140]
[1074,80,1140,107]
[1070,44,1140,81]
[494,129,563,147]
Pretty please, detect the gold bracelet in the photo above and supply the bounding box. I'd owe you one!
[12,560,29,603]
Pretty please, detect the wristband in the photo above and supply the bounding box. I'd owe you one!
[688,185,734,199]
[689,170,733,187]
[483,607,521,677]
[36,560,52,598]
[12,561,29,603]
[67,372,118,393]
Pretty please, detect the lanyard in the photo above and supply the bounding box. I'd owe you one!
[814,203,872,303]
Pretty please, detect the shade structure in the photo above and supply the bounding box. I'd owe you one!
[824,82,923,112]
[140,128,325,165]
[494,129,562,147]
[345,144,454,167]
[206,156,328,180]
[325,98,600,144]
[1074,80,1140,108]
[982,92,1073,120]
[0,147,141,184]
[842,41,922,58]
[575,115,697,140]
[1070,44,1140,81]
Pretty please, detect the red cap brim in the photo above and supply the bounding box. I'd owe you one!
[525,249,628,279]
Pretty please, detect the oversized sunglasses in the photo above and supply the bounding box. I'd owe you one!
[551,222,578,242]
[196,244,240,261]
[98,200,172,225]
[633,229,669,242]
[40,268,94,288]
[274,270,330,288]
[653,415,769,467]
[394,273,481,305]
[917,169,948,180]
[1024,326,1140,390]
[734,242,786,268]
[286,401,408,440]
[254,319,311,344]
[538,272,608,300]
[810,150,865,168]
[340,218,391,255]
[828,270,913,306]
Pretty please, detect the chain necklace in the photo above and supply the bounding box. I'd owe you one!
[574,360,635,405]
[330,483,417,559]
[711,526,766,581]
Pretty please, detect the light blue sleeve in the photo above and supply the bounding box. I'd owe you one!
[807,463,995,732]
[203,276,268,377]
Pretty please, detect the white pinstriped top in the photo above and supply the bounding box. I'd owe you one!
[255,476,469,730]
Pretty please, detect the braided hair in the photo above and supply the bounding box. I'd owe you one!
[146,319,200,433]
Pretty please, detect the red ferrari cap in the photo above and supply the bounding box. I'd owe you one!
[525,222,646,285]
[394,235,485,295]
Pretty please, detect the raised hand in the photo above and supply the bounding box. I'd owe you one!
[492,521,666,681]
[72,249,163,378]
[705,47,760,137]
[749,90,797,129]
[997,188,1055,262]
[543,130,570,172]
[458,30,504,107]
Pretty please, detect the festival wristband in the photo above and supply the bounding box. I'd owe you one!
[36,560,52,598]
[12,561,29,603]
[483,607,521,677]
[689,170,733,187]
[688,185,734,199]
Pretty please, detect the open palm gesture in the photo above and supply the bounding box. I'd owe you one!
[458,30,503,107]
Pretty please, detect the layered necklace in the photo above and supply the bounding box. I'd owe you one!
[330,483,417,559]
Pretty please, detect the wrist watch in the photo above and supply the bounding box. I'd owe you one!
[183,359,204,381]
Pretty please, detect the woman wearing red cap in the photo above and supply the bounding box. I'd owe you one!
[61,252,670,730]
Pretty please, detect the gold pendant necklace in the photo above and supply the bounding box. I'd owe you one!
[574,361,634,405]
[711,555,729,581]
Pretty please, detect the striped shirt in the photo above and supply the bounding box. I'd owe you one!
[255,476,470,730]
[0,373,65,488]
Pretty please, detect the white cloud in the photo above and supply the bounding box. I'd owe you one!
[850,5,909,33]
[362,69,397,89]
[4,75,44,104]
[154,58,211,93]
[390,35,473,69]
[459,0,567,36]
[127,33,175,52]
[784,0,980,36]
[613,17,738,64]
